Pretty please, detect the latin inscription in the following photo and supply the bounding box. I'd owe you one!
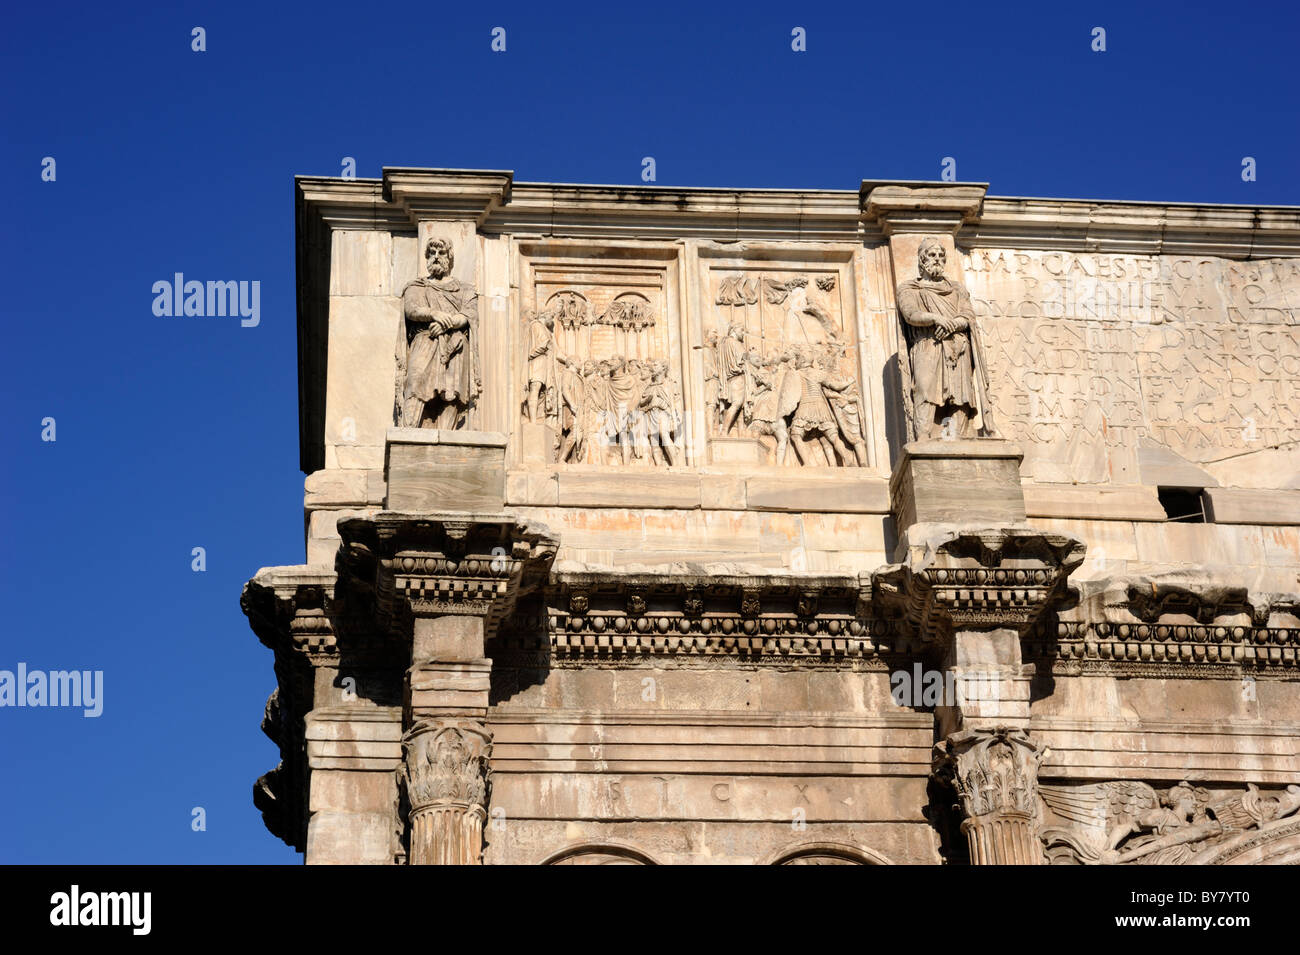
[963,250,1300,473]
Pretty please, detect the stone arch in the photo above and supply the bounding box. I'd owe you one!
[1196,817,1300,866]
[540,842,659,865]
[766,841,893,865]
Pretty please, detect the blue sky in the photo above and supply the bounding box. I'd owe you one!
[1,0,1295,863]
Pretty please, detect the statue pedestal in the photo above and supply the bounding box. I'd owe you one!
[709,436,766,466]
[384,429,508,512]
[518,421,556,466]
[890,439,1025,534]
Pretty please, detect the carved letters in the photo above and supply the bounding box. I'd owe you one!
[967,251,1300,475]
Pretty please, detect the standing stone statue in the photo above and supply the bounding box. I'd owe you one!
[396,237,480,429]
[895,237,997,439]
[556,355,587,463]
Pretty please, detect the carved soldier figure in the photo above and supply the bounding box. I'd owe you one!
[746,353,799,465]
[397,238,480,429]
[637,359,680,467]
[788,348,857,466]
[823,355,869,467]
[702,330,722,429]
[895,237,997,439]
[556,355,587,463]
[524,309,557,423]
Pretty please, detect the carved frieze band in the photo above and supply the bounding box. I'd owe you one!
[494,576,910,664]
[1041,577,1300,672]
[1040,780,1300,865]
[1045,621,1299,670]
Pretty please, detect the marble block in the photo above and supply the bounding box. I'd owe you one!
[384,428,508,512]
[890,439,1026,531]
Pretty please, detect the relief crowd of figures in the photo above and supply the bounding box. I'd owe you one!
[705,324,869,467]
[527,306,683,467]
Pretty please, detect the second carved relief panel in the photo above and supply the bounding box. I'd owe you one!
[699,252,873,469]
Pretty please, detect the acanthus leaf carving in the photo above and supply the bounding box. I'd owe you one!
[402,721,491,812]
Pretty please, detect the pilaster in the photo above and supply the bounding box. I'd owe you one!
[337,435,558,863]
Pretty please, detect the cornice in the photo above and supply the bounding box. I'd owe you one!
[860,180,988,236]
[293,169,1300,257]
[295,177,410,231]
[488,183,870,242]
[965,196,1300,257]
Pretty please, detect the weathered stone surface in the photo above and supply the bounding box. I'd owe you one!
[963,249,1300,484]
[304,469,368,507]
[324,295,401,458]
[555,471,701,508]
[330,230,392,297]
[384,429,507,512]
[1023,483,1163,522]
[890,439,1025,531]
[1204,488,1300,526]
[745,473,889,513]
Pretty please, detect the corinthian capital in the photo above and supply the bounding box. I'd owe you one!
[935,726,1045,820]
[401,719,493,865]
[402,719,491,813]
[932,726,1047,865]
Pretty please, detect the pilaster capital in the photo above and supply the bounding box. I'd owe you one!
[401,718,492,814]
[873,525,1084,651]
[934,726,1045,820]
[337,512,558,636]
[933,725,1047,865]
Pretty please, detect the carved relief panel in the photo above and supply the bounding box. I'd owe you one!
[699,253,872,468]
[517,245,687,467]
